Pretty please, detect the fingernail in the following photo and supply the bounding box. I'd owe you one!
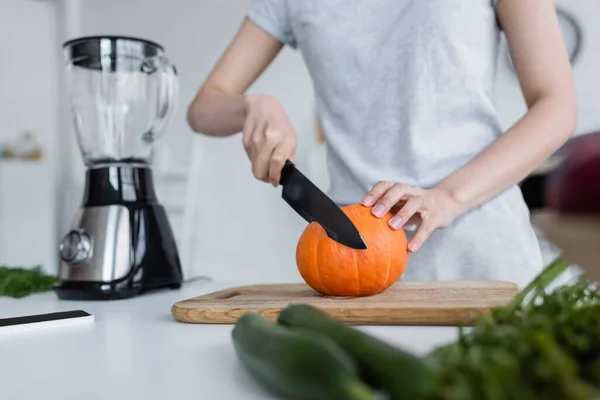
[389,216,402,229]
[362,195,375,206]
[408,242,419,252]
[372,204,385,217]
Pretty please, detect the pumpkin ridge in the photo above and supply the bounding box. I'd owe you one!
[354,245,360,296]
[352,207,361,296]
[380,216,393,292]
[313,228,332,295]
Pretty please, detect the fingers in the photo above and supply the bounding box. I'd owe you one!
[361,181,394,207]
[388,196,423,229]
[268,140,296,186]
[362,182,421,218]
[245,124,296,184]
[408,219,436,253]
[252,130,278,182]
[371,184,409,217]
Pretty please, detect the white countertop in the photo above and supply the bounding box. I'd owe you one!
[0,280,458,400]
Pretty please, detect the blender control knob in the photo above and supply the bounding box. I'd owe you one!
[59,230,92,264]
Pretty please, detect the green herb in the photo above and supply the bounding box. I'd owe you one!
[427,256,600,400]
[0,265,57,298]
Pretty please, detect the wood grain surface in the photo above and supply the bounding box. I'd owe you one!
[171,280,519,326]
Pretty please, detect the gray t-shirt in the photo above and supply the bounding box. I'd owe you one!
[246,0,543,287]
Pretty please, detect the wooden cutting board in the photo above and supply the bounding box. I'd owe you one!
[171,280,519,326]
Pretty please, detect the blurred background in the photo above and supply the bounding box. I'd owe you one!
[0,0,598,284]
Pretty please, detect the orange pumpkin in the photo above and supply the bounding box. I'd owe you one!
[296,203,409,297]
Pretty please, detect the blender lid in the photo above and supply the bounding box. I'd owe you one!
[63,35,166,72]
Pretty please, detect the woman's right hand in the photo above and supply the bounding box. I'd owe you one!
[186,18,297,186]
[242,94,297,187]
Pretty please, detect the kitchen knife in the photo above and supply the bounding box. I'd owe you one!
[279,160,367,250]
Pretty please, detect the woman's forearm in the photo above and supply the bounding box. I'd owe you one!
[187,88,247,137]
[435,94,577,213]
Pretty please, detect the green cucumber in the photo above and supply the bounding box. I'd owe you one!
[231,312,376,400]
[277,304,441,400]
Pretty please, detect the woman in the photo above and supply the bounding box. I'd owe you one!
[187,0,577,287]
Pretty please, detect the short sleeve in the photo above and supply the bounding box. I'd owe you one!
[246,0,298,49]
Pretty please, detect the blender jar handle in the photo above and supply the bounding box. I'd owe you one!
[142,55,179,143]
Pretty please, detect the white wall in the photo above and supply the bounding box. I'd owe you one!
[0,0,59,272]
[0,0,59,151]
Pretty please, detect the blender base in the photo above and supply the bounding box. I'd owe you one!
[54,281,141,301]
[54,281,182,301]
[56,166,184,301]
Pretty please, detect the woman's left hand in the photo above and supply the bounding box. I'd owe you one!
[361,181,464,253]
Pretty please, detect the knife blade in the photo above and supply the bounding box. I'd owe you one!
[279,160,367,250]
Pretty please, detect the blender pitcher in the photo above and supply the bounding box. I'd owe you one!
[64,35,178,167]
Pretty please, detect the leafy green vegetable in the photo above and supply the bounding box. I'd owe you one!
[0,265,57,298]
[427,256,600,400]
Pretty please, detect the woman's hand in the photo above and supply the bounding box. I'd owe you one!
[361,182,465,252]
[243,94,297,186]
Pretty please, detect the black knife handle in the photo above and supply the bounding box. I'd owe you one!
[279,159,295,186]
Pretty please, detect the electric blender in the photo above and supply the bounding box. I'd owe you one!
[54,35,183,300]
